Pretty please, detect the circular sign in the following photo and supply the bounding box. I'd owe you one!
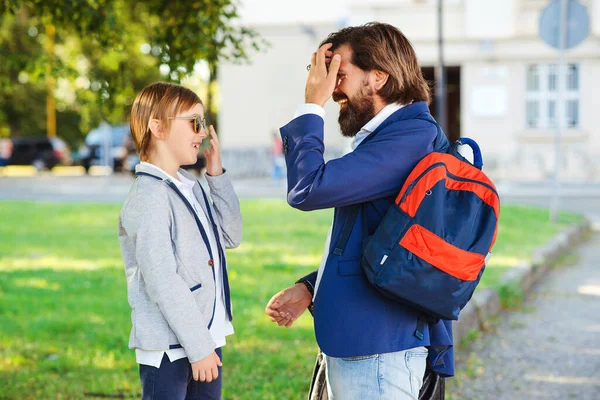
[539,0,590,50]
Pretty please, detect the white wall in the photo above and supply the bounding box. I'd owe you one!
[580,60,600,155]
[461,62,520,177]
[218,0,600,181]
[239,0,348,25]
[465,0,517,39]
[348,0,465,41]
[592,0,600,35]
[218,23,351,152]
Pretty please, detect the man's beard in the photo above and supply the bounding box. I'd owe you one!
[334,86,376,138]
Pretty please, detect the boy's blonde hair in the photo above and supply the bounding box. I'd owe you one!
[130,82,202,161]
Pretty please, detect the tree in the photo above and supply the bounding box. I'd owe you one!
[0,0,264,143]
[0,11,46,138]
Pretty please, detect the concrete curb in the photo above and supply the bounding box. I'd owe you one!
[453,218,593,343]
[0,165,111,177]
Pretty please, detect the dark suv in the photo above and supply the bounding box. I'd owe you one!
[8,137,71,170]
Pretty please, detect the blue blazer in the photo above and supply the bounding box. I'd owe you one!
[280,101,454,376]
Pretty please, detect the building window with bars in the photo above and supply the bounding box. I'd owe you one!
[525,63,579,130]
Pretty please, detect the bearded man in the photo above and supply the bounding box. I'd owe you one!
[265,22,454,400]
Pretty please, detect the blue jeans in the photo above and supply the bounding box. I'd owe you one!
[139,348,223,400]
[325,347,428,400]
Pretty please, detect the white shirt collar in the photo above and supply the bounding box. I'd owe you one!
[140,161,195,190]
[351,102,405,150]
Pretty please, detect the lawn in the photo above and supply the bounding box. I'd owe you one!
[0,200,581,399]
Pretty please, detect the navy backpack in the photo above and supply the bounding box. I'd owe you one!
[336,118,500,321]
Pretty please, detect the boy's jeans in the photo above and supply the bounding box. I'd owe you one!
[325,346,428,400]
[139,348,223,400]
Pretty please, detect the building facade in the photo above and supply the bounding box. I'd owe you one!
[219,0,600,182]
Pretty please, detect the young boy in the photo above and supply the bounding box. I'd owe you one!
[119,82,242,399]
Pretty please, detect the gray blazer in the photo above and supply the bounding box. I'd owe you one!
[118,163,242,363]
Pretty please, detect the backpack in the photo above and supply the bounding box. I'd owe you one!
[336,117,500,321]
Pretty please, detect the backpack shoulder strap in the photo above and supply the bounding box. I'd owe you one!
[412,115,450,153]
[332,205,361,256]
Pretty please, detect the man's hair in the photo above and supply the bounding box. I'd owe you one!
[130,82,202,161]
[321,22,430,105]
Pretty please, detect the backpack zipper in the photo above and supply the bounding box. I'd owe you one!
[445,171,499,197]
[399,162,498,206]
[399,162,445,204]
[387,162,498,266]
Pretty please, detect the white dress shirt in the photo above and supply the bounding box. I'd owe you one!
[293,102,405,296]
[135,162,233,368]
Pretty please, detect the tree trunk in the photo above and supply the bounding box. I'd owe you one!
[207,62,218,134]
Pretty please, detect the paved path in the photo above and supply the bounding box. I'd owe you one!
[449,233,600,400]
[0,175,287,202]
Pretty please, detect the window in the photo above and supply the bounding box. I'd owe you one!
[525,63,579,129]
[548,100,556,128]
[526,101,539,128]
[526,65,539,92]
[548,64,557,92]
[567,64,579,90]
[567,100,579,128]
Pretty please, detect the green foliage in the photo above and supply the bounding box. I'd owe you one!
[498,281,524,309]
[0,13,47,138]
[458,329,481,350]
[0,1,265,146]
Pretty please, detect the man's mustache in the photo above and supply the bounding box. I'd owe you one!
[332,93,347,103]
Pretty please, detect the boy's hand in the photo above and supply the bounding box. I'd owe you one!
[305,43,341,107]
[204,125,224,176]
[265,283,312,328]
[191,351,222,382]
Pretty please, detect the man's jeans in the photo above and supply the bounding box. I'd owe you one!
[325,346,428,400]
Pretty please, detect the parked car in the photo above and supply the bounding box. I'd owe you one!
[0,138,13,167]
[76,123,130,173]
[7,136,72,170]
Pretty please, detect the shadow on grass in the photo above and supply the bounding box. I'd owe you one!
[0,264,317,400]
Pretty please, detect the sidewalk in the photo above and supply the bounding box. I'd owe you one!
[2,174,600,204]
[0,174,291,203]
[449,232,600,400]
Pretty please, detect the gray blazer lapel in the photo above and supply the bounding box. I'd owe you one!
[180,169,221,238]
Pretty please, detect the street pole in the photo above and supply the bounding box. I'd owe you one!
[551,0,568,223]
[435,0,447,134]
[46,24,56,139]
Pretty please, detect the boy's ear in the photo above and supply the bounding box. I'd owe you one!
[149,119,168,140]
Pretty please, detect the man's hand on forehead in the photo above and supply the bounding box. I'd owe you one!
[304,43,341,107]
[325,50,333,70]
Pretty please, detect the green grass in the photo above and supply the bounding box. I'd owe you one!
[0,201,582,399]
[479,205,582,290]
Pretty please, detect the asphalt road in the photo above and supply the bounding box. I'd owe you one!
[0,174,288,203]
[2,174,600,207]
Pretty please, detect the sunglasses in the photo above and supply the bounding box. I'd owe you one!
[168,116,207,134]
